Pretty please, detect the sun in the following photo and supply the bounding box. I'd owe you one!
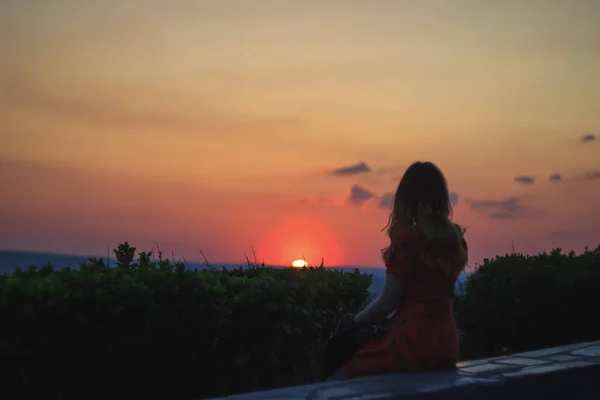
[291,259,308,268]
[257,214,344,267]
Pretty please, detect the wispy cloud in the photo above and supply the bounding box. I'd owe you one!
[577,171,600,181]
[376,190,458,210]
[514,175,535,185]
[549,173,563,182]
[378,192,395,210]
[331,162,372,177]
[488,211,520,220]
[449,192,459,206]
[468,197,519,212]
[5,80,300,136]
[347,184,375,206]
[467,196,531,220]
[581,133,596,143]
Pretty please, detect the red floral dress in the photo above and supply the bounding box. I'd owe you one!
[343,226,466,377]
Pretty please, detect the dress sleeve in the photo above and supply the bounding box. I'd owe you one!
[384,228,419,280]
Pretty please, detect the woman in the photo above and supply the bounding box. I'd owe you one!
[340,161,468,378]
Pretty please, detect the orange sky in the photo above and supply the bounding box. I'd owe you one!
[1,0,599,267]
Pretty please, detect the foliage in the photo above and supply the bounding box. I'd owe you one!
[454,245,600,360]
[3,241,600,398]
[0,242,372,399]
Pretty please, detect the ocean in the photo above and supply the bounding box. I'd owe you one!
[0,250,471,296]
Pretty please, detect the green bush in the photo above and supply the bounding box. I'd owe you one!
[454,245,600,360]
[0,243,372,399]
[4,241,599,398]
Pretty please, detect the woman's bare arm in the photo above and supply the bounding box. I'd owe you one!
[354,274,405,325]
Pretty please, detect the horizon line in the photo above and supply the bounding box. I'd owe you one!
[0,248,385,269]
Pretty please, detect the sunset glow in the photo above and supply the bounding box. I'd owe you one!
[256,215,343,267]
[291,259,308,268]
[2,1,600,268]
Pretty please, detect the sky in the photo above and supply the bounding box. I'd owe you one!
[1,0,599,268]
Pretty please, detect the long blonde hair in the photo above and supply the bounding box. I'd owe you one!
[382,161,468,275]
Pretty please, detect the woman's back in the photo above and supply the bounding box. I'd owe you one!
[397,226,465,304]
[343,226,467,377]
[340,161,469,378]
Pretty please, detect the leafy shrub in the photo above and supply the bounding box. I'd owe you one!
[454,245,600,360]
[5,240,597,398]
[0,243,372,399]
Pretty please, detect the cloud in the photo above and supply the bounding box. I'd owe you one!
[331,162,372,176]
[578,171,600,181]
[449,192,459,206]
[378,192,395,210]
[469,197,519,212]
[581,133,596,143]
[488,211,520,220]
[467,196,530,220]
[514,175,535,185]
[347,184,375,206]
[4,79,299,136]
[376,190,458,210]
[549,173,562,182]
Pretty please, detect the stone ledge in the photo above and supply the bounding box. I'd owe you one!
[209,340,600,400]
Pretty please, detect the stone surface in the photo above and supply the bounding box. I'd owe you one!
[208,340,600,400]
[516,342,590,358]
[502,361,598,378]
[496,357,550,366]
[571,345,600,357]
[460,362,520,374]
[545,354,581,362]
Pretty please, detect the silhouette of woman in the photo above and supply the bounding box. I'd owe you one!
[335,161,468,378]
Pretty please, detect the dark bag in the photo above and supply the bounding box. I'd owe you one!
[321,314,388,379]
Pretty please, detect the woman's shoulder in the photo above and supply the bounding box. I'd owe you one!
[391,225,425,249]
[384,226,423,271]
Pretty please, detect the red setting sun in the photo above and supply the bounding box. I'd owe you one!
[291,259,308,268]
[257,215,343,267]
